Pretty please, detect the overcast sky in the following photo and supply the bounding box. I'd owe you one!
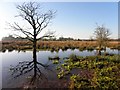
[0,1,118,40]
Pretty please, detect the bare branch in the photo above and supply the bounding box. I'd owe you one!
[12,34,32,42]
[14,23,34,37]
[9,22,34,42]
[9,1,56,43]
[36,30,55,41]
[14,2,56,41]
[93,23,111,55]
[36,10,56,36]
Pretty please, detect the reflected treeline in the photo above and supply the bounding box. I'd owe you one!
[1,47,97,53]
[1,46,95,53]
[1,48,120,54]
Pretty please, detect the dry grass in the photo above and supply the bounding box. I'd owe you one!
[1,40,119,51]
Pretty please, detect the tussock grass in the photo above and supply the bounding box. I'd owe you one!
[1,41,119,52]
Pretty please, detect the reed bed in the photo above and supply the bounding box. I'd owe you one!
[1,40,119,52]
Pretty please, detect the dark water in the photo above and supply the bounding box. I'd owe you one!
[1,48,119,88]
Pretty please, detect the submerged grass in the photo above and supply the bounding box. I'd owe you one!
[52,54,120,89]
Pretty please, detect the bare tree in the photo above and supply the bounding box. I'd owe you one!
[94,24,111,55]
[10,2,56,64]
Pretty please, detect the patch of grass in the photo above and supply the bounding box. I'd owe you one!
[52,60,59,64]
[56,54,120,89]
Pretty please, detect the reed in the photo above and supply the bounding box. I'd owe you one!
[1,40,119,51]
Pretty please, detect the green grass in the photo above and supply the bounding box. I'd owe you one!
[54,54,120,89]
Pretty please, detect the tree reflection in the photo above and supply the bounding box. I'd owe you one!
[9,59,51,88]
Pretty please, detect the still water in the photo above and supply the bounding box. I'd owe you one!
[1,48,119,88]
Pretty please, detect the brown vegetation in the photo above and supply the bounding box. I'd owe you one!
[1,40,119,52]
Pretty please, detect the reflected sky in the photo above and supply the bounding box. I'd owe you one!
[1,48,119,88]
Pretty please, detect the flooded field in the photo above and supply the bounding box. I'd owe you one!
[1,48,119,88]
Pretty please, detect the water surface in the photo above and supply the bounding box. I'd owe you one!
[1,48,119,88]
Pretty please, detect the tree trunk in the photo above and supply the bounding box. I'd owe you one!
[33,25,37,62]
[33,25,37,76]
[98,50,101,55]
[98,44,101,55]
[33,39,37,75]
[104,46,107,56]
[33,40,37,62]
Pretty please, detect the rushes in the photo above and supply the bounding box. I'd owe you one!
[1,40,119,52]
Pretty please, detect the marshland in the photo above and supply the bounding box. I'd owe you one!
[1,39,120,89]
[1,40,119,52]
[1,2,119,90]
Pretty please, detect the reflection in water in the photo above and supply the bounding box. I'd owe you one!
[9,59,51,88]
[2,48,119,88]
[9,59,69,88]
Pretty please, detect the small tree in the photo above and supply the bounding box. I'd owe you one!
[94,24,111,55]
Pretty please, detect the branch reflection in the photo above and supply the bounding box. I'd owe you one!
[9,59,53,88]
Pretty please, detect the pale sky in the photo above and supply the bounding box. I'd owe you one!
[0,0,119,40]
[0,1,119,89]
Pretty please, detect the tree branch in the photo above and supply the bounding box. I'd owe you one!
[9,23,34,42]
[36,31,55,41]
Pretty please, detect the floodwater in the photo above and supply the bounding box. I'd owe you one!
[1,48,119,88]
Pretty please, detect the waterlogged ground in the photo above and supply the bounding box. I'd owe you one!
[1,48,119,88]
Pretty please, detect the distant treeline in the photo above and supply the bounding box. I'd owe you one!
[2,35,119,41]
